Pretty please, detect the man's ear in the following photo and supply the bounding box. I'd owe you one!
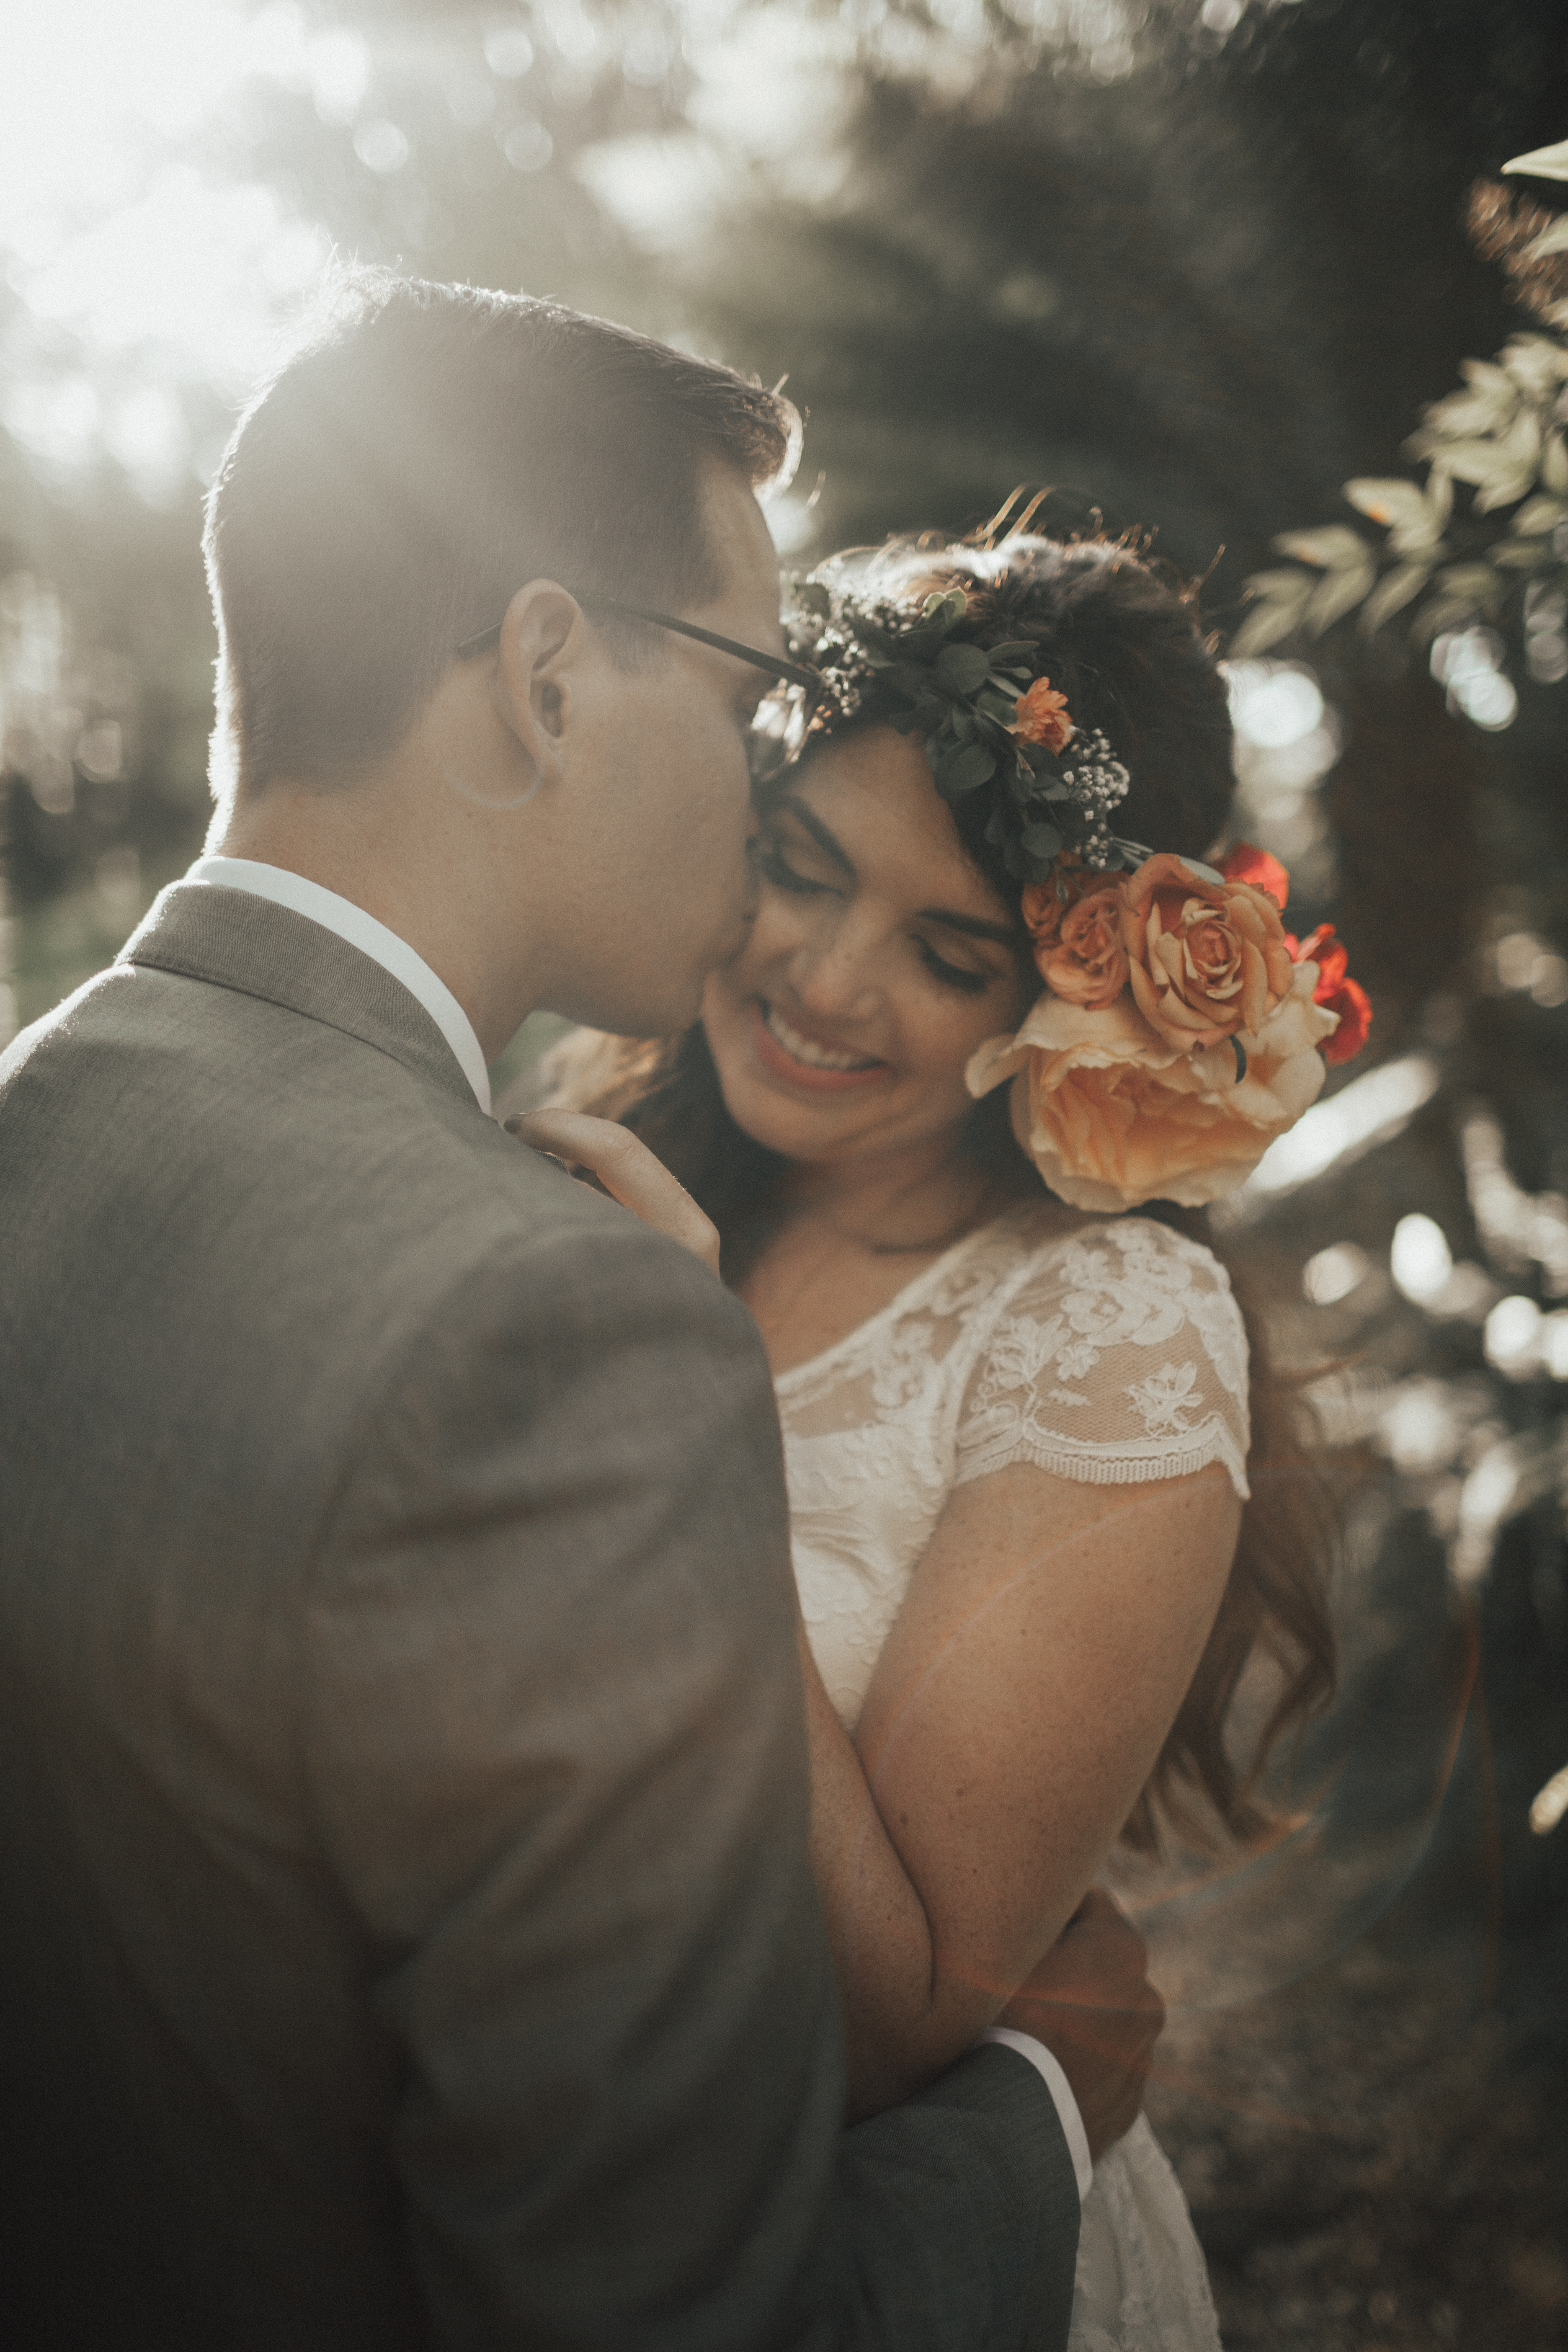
[491,581,591,787]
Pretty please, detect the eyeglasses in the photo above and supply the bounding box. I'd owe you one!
[455,593,823,708]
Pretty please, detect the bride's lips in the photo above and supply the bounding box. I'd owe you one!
[748,998,890,1093]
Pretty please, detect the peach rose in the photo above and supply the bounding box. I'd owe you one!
[1019,854,1095,950]
[1122,854,1295,1053]
[966,967,1339,1211]
[1035,885,1130,1011]
[1011,676,1074,753]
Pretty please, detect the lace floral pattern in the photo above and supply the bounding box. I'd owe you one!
[776,1206,1236,2349]
[954,1219,1249,1498]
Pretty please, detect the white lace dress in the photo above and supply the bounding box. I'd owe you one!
[777,1207,1248,2352]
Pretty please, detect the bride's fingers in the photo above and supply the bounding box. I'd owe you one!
[506,1109,721,1278]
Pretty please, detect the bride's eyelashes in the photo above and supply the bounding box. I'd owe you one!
[753,837,829,897]
[756,835,996,1000]
[914,939,992,995]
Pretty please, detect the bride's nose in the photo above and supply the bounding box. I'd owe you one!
[788,919,883,1026]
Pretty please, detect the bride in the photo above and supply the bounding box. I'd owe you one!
[526,526,1339,2350]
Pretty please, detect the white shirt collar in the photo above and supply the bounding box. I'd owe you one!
[184,856,492,1114]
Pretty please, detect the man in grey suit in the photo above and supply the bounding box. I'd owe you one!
[0,274,1161,2349]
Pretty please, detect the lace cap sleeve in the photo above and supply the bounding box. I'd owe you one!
[954,1218,1251,1500]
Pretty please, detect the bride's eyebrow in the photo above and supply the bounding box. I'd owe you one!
[777,796,855,874]
[780,795,1018,944]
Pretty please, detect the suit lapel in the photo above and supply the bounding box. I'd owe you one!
[119,882,481,1110]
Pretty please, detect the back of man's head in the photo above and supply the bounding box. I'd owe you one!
[205,271,799,795]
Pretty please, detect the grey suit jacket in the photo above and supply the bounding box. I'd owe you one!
[0,881,1080,2350]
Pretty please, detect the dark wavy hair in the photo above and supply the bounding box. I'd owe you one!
[550,528,1338,1856]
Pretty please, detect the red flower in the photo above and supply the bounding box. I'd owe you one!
[1286,923,1373,1064]
[1220,841,1290,911]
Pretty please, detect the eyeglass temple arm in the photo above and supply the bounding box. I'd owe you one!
[455,595,820,692]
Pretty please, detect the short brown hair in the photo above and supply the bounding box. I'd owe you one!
[204,271,799,792]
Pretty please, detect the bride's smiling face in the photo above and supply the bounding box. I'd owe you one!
[701,726,1032,1167]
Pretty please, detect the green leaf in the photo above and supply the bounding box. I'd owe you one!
[948,706,976,741]
[1230,1036,1248,1085]
[1514,493,1568,534]
[1305,560,1376,633]
[1021,820,1063,858]
[1179,858,1226,885]
[1245,566,1317,594]
[1359,559,1435,634]
[1273,525,1371,569]
[935,642,992,694]
[1230,589,1311,657]
[1503,136,1568,182]
[985,640,1037,665]
[937,743,997,796]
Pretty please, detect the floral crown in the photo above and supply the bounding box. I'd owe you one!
[766,570,1372,1213]
[775,568,1148,880]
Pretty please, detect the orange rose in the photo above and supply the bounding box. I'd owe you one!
[966,967,1340,1211]
[1036,885,1130,1011]
[1287,923,1373,1064]
[1122,854,1295,1053]
[1011,676,1074,753]
[1020,854,1094,949]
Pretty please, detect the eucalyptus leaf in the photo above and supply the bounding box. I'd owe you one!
[949,706,976,742]
[938,743,996,796]
[1021,820,1063,857]
[935,642,992,694]
[985,641,1037,665]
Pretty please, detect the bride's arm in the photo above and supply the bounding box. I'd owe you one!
[803,1461,1238,2119]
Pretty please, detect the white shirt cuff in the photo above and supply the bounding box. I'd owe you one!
[979,2025,1095,2202]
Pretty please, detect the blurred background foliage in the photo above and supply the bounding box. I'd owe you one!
[4,2,1568,2341]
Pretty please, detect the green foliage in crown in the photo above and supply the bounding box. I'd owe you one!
[776,573,1144,885]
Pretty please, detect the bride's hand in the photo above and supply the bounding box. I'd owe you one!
[506,1108,721,1279]
[997,1889,1164,2163]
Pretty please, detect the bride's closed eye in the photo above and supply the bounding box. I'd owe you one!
[754,831,998,997]
[913,939,992,996]
[753,836,829,897]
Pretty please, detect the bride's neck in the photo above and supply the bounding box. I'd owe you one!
[776,1132,985,1252]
